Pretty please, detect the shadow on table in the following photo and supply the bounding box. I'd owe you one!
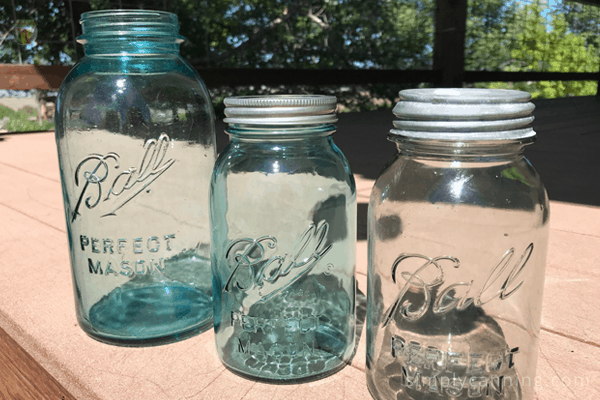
[348,287,367,367]
[218,96,600,208]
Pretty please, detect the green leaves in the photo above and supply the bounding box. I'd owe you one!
[170,0,435,70]
[501,167,533,187]
[482,0,599,98]
[465,0,519,71]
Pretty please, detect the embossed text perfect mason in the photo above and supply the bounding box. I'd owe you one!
[55,10,217,346]
[366,89,549,400]
[211,95,357,382]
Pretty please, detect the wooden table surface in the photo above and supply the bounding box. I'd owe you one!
[1,102,600,399]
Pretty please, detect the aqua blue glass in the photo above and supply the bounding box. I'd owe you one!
[211,95,357,382]
[54,10,216,346]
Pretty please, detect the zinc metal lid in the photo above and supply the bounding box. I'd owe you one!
[391,88,536,140]
[223,95,338,125]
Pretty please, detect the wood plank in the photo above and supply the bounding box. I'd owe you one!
[0,199,372,400]
[535,330,600,399]
[0,98,598,399]
[550,201,600,237]
[0,132,61,182]
[197,68,442,87]
[0,65,71,91]
[525,98,600,206]
[0,64,597,92]
[433,0,468,87]
[0,186,597,400]
[541,229,600,346]
[0,202,222,400]
[178,361,371,400]
[0,164,65,232]
[464,70,600,83]
[0,326,77,400]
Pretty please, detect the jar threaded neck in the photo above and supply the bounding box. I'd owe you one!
[78,10,184,55]
[391,88,536,141]
[223,95,338,126]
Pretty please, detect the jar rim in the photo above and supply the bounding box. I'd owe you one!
[78,9,183,41]
[80,9,178,23]
[398,88,531,104]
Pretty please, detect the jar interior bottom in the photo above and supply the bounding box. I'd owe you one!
[223,323,351,382]
[84,255,213,346]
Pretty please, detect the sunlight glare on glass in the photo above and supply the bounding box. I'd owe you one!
[451,176,470,199]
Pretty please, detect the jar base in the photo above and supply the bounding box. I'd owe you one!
[217,323,354,383]
[80,283,213,347]
[222,356,350,385]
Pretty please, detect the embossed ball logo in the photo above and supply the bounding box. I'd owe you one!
[224,221,333,304]
[383,244,534,326]
[72,134,175,221]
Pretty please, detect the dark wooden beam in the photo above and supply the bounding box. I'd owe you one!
[464,71,600,82]
[0,65,71,90]
[567,0,600,6]
[433,0,468,87]
[0,326,77,400]
[192,68,441,87]
[0,65,598,91]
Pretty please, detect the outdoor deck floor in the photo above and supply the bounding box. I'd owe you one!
[0,95,599,399]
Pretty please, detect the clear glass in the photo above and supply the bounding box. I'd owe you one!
[366,139,549,400]
[211,125,357,382]
[55,10,216,346]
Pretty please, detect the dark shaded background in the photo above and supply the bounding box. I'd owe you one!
[216,95,600,210]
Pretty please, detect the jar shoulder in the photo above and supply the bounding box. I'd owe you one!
[371,154,548,211]
[58,56,208,104]
[55,55,216,143]
[213,140,355,191]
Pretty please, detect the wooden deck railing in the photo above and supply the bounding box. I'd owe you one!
[1,64,599,95]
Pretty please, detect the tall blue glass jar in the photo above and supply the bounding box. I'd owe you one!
[211,95,357,382]
[55,10,216,346]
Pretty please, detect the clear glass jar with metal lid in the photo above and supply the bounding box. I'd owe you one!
[366,89,549,400]
[211,95,357,382]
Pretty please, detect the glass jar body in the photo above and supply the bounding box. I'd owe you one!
[55,50,216,344]
[211,131,357,382]
[366,142,549,400]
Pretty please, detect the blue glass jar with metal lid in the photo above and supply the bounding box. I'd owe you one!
[211,95,357,382]
[54,10,216,346]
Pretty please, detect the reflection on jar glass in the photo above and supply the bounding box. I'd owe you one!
[211,95,357,382]
[55,10,216,346]
[366,88,549,400]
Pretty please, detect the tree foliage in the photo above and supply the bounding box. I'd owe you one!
[0,0,78,64]
[465,0,519,71]
[146,0,436,70]
[486,1,599,98]
[160,0,436,111]
[1,0,599,103]
[558,0,600,58]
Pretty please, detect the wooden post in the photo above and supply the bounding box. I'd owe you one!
[433,0,468,88]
